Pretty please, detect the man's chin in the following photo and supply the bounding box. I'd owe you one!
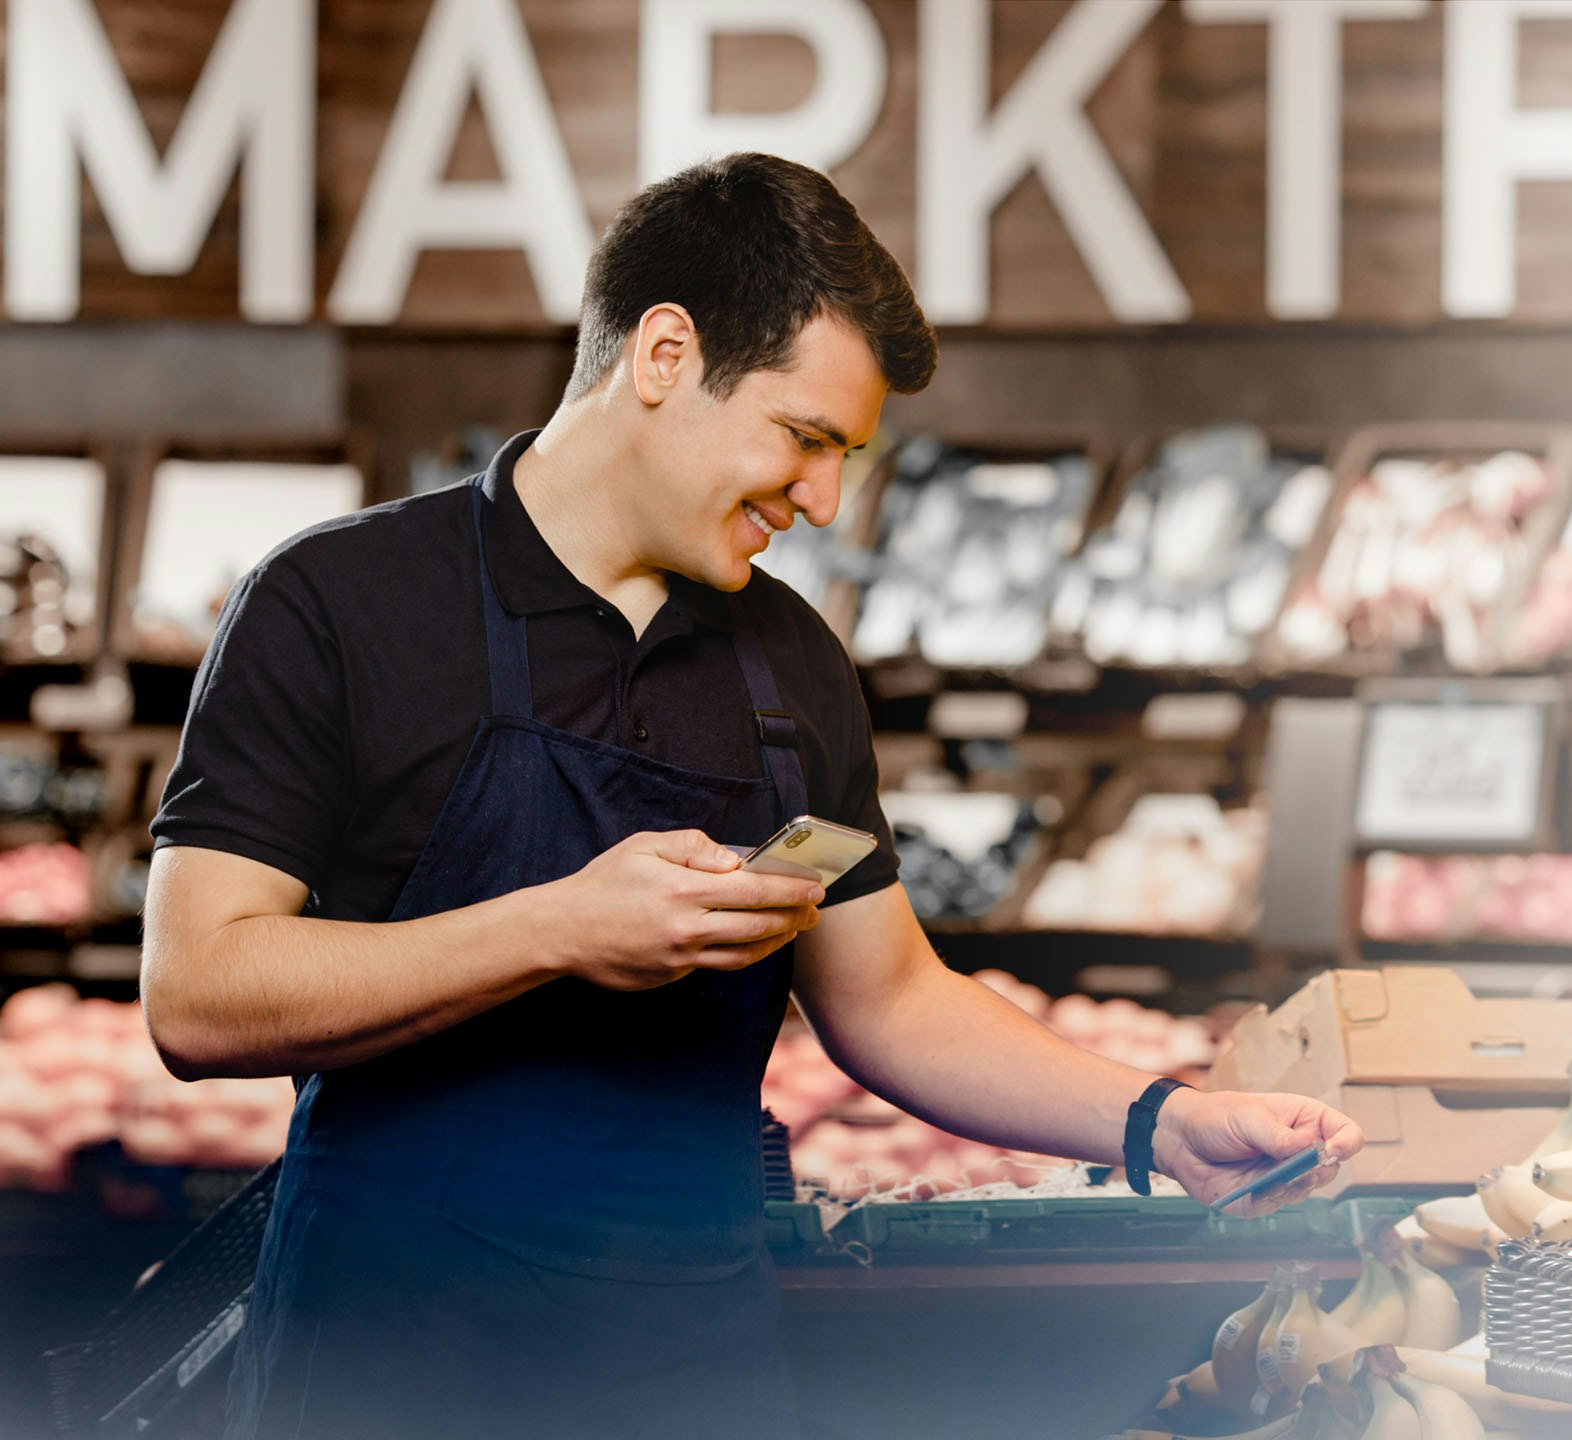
[670,558,753,593]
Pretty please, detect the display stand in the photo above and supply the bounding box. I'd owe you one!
[1259,677,1569,987]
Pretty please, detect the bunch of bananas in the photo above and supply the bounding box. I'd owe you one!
[1106,1113,1572,1439]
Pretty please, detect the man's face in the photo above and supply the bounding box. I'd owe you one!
[632,313,889,592]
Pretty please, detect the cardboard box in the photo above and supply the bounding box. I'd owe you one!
[1207,967,1572,1194]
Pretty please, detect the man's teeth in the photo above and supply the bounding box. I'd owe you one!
[744,503,775,536]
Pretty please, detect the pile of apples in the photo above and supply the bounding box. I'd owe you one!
[0,983,292,1191]
[766,970,1218,1200]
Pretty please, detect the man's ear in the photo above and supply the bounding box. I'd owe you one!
[632,303,700,406]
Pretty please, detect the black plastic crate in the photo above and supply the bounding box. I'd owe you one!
[829,1194,1342,1256]
[763,1201,829,1253]
[42,1160,278,1439]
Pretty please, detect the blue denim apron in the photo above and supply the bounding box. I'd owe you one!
[225,476,807,1440]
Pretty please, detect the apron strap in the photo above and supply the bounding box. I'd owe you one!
[729,618,809,820]
[471,477,534,717]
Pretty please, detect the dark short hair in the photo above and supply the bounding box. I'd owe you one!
[566,153,937,402]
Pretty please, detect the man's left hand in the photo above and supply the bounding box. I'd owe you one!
[1151,1088,1364,1217]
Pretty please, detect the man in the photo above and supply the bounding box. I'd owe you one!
[142,153,1361,1440]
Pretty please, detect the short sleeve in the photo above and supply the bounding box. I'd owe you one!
[151,552,350,888]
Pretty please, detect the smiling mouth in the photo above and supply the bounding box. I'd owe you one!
[743,502,777,539]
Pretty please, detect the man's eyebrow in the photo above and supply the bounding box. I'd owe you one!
[781,413,866,451]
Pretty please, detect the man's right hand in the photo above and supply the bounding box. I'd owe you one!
[547,829,824,992]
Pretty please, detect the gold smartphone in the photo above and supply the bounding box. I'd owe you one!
[740,815,877,888]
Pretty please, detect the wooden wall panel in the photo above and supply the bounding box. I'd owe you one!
[18,1,1572,330]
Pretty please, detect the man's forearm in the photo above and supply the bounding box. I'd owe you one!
[797,890,1359,1209]
[143,886,569,1080]
[795,888,1164,1166]
[818,962,1157,1166]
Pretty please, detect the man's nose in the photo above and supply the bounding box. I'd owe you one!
[788,456,842,528]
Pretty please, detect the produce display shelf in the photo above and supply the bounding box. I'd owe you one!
[922,929,1253,1007]
[1363,938,1572,961]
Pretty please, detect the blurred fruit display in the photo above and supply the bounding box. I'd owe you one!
[1051,425,1334,670]
[0,743,106,829]
[0,843,92,925]
[880,790,1044,924]
[1362,851,1572,944]
[407,425,505,496]
[1273,443,1567,672]
[0,455,106,664]
[1022,793,1267,937]
[0,983,292,1192]
[767,974,1217,1201]
[1505,507,1572,666]
[0,535,79,663]
[851,437,1098,667]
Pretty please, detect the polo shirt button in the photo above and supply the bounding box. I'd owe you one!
[633,723,650,742]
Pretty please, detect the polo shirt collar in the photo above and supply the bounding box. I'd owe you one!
[479,429,735,631]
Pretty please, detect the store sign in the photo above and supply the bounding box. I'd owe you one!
[7,0,1572,328]
[1354,701,1552,849]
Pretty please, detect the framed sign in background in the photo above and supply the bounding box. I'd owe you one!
[115,435,372,665]
[1352,679,1564,852]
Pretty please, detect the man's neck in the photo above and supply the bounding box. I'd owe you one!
[512,414,670,640]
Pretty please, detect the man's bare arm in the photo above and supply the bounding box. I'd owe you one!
[142,833,823,1081]
[791,884,1361,1210]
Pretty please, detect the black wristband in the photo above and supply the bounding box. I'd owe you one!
[1123,1077,1192,1196]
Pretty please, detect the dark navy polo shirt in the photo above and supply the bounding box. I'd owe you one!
[151,430,898,924]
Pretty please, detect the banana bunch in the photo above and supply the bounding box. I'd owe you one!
[1154,1263,1361,1430]
[1340,1342,1572,1437]
[1392,1215,1475,1271]
[1531,1148,1572,1201]
[1118,1341,1572,1440]
[1158,1229,1468,1432]
[1409,1195,1507,1260]
[1327,1231,1405,1347]
[1525,1147,1572,1238]
[1106,1379,1370,1439]
[1477,1157,1572,1242]
[1256,1263,1361,1408]
[1373,1223,1462,1352]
